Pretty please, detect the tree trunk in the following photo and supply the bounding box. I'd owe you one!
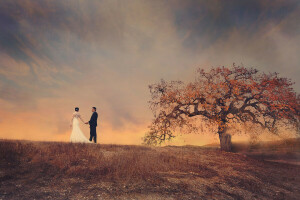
[219,133,232,152]
[217,121,232,151]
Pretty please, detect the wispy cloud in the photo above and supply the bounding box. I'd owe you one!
[0,0,299,144]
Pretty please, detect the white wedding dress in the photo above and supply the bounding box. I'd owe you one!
[70,112,90,143]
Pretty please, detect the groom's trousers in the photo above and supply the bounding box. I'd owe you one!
[89,126,97,143]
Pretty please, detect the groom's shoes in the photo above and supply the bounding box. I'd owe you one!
[89,136,97,143]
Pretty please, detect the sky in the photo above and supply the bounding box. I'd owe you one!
[0,0,299,145]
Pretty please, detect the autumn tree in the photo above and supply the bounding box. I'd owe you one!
[144,66,300,151]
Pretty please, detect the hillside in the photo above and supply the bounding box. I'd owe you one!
[0,140,300,200]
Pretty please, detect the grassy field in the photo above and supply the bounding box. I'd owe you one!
[0,139,299,200]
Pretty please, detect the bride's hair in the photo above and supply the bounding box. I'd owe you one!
[75,107,79,112]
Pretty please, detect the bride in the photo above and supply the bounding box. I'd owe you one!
[70,107,90,143]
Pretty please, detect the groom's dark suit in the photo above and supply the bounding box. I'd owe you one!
[89,111,98,143]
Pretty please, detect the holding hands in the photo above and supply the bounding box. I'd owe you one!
[70,107,98,144]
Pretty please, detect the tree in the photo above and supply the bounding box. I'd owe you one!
[144,65,300,151]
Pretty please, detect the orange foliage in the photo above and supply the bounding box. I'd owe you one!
[144,65,299,146]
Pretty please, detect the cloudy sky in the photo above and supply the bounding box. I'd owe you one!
[0,0,299,145]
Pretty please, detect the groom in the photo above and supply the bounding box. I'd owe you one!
[85,107,98,143]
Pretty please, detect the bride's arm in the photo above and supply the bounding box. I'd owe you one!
[70,114,74,127]
[79,114,85,123]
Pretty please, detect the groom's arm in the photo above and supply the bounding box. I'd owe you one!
[88,113,96,125]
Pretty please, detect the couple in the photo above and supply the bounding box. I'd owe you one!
[70,107,98,143]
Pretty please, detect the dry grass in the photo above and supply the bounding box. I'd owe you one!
[232,138,300,152]
[231,138,300,166]
[0,139,300,199]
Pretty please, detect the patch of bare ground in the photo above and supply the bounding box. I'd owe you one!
[0,139,299,199]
